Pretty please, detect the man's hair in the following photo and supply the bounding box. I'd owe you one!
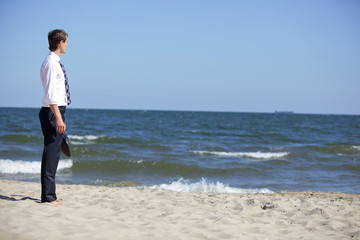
[48,29,68,51]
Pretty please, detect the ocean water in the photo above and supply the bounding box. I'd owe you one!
[0,107,359,193]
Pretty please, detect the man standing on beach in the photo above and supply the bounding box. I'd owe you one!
[39,29,71,205]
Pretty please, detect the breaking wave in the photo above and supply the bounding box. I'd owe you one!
[148,178,273,194]
[0,159,73,174]
[191,151,289,159]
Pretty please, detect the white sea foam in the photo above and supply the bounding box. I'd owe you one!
[149,178,273,194]
[191,150,289,159]
[68,135,101,141]
[352,146,360,151]
[69,141,89,146]
[68,135,103,145]
[0,159,73,174]
[190,130,200,133]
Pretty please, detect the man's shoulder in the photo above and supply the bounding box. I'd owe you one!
[41,53,59,70]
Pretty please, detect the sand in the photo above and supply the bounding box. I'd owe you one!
[0,180,359,240]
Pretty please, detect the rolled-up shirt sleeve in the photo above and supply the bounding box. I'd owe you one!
[42,62,56,104]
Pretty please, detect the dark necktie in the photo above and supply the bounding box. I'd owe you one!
[59,61,71,105]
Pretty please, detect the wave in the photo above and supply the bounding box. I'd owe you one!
[68,135,102,141]
[148,178,273,193]
[310,144,360,154]
[67,135,158,147]
[0,134,42,143]
[353,146,360,151]
[70,159,249,176]
[0,159,73,174]
[191,150,289,159]
[68,135,102,145]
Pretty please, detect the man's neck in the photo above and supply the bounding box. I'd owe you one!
[52,49,61,57]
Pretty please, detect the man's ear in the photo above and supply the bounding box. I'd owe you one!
[57,40,64,49]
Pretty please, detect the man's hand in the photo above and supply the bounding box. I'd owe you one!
[50,104,66,134]
[56,118,66,134]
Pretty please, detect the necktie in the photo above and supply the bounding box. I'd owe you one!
[59,61,71,105]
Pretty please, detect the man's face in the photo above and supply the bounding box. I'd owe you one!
[59,37,68,54]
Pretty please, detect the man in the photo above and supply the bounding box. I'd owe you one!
[39,29,71,205]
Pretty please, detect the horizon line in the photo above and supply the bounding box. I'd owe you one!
[0,106,359,116]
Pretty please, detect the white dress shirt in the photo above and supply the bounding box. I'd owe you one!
[40,52,68,107]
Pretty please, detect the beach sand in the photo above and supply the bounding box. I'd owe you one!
[0,180,359,240]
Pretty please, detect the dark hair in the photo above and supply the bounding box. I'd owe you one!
[48,29,68,51]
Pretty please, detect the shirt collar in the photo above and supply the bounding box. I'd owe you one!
[49,51,61,62]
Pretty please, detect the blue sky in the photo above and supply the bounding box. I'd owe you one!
[0,0,359,114]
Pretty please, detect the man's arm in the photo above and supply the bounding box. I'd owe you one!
[50,104,66,134]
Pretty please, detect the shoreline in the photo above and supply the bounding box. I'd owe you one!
[1,180,359,239]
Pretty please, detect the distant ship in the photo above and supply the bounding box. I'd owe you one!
[274,110,294,114]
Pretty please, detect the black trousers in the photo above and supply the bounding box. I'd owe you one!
[39,106,66,202]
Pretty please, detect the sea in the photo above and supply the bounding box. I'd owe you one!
[1,107,359,194]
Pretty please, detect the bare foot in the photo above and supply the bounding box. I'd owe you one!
[55,199,62,202]
[50,200,62,205]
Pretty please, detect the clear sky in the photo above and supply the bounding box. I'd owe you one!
[0,0,359,114]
